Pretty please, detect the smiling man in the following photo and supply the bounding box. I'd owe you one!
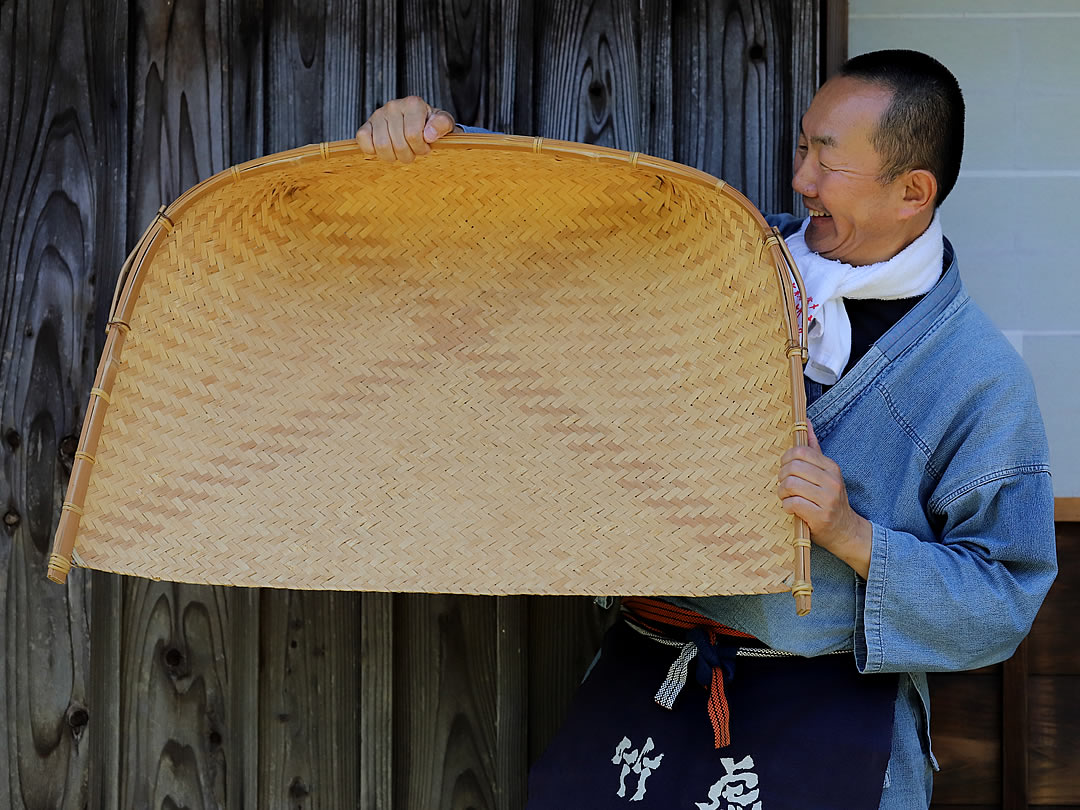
[356,50,1056,809]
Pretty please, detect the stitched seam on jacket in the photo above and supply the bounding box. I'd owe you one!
[883,291,969,367]
[874,526,889,672]
[931,466,1051,513]
[874,383,941,480]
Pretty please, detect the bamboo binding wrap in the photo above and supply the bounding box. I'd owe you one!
[49,135,812,612]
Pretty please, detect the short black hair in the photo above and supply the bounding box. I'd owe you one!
[839,49,965,206]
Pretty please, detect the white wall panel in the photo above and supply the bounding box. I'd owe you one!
[849,0,1080,495]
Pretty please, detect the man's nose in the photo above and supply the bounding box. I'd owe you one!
[791,159,816,197]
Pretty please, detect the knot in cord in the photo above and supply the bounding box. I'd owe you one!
[688,627,738,689]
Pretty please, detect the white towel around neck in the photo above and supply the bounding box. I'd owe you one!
[785,212,944,385]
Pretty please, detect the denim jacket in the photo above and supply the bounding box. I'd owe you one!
[667,213,1058,806]
[457,127,1054,803]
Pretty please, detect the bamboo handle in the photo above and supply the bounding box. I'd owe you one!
[771,228,813,615]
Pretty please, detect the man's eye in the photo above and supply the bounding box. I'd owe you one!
[796,142,808,153]
[819,160,833,171]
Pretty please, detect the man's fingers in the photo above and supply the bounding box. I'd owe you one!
[777,470,825,505]
[357,97,451,162]
[779,445,836,475]
[355,121,375,154]
[369,116,399,162]
[780,494,823,527]
[778,458,829,488]
[806,420,821,451]
[403,103,434,157]
[425,109,457,142]
[385,111,415,163]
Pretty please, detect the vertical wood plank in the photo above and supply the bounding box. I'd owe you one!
[121,3,258,808]
[222,0,267,166]
[82,5,132,808]
[360,0,399,114]
[0,0,125,805]
[403,0,486,123]
[671,0,817,214]
[821,0,848,80]
[394,594,503,810]
[495,596,528,810]
[1029,674,1080,805]
[360,593,394,810]
[488,0,529,133]
[265,0,366,150]
[229,587,260,810]
[260,6,369,808]
[259,591,359,809]
[1002,640,1029,810]
[637,0,674,161]
[128,0,229,233]
[533,0,641,148]
[116,582,233,808]
[396,0,532,131]
[88,573,122,809]
[928,670,1003,806]
[788,0,819,216]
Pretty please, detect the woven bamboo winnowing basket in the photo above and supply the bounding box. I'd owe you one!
[49,135,813,613]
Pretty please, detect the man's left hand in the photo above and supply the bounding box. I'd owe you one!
[777,422,873,579]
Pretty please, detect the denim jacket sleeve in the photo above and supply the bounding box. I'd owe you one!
[855,462,1056,674]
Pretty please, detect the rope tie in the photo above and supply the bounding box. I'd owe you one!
[621,597,753,749]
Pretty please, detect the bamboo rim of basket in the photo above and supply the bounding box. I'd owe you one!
[48,134,812,614]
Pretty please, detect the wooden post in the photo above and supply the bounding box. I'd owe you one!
[1003,638,1030,809]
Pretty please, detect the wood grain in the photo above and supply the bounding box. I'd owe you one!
[360,0,400,114]
[1029,675,1080,805]
[526,596,617,763]
[2,3,840,808]
[927,671,1002,806]
[129,0,230,233]
[266,0,366,150]
[259,590,359,809]
[533,0,641,148]
[394,594,504,810]
[495,596,528,810]
[116,581,238,808]
[1055,497,1080,523]
[821,0,847,79]
[118,4,258,808]
[401,0,486,125]
[669,0,817,214]
[1028,522,1079,675]
[1002,640,1028,810]
[360,593,394,810]
[0,0,120,806]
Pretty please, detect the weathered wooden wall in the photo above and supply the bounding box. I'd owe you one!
[8,2,1073,808]
[2,2,818,808]
[927,514,1080,810]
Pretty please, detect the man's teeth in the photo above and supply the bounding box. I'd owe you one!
[808,209,829,217]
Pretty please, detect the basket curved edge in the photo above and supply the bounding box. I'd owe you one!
[48,135,809,606]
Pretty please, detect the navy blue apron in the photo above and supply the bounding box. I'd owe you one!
[527,618,898,809]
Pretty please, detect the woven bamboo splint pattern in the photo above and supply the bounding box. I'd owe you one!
[50,136,808,596]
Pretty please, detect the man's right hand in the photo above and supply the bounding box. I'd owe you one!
[356,96,457,163]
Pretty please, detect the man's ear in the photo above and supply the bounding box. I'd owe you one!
[900,169,937,219]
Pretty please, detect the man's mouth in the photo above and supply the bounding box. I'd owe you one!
[807,207,830,217]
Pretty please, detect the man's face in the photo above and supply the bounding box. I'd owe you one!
[793,76,910,267]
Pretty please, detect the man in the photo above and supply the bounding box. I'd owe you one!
[356,50,1056,808]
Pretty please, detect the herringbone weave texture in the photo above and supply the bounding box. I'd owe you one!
[67,141,797,594]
